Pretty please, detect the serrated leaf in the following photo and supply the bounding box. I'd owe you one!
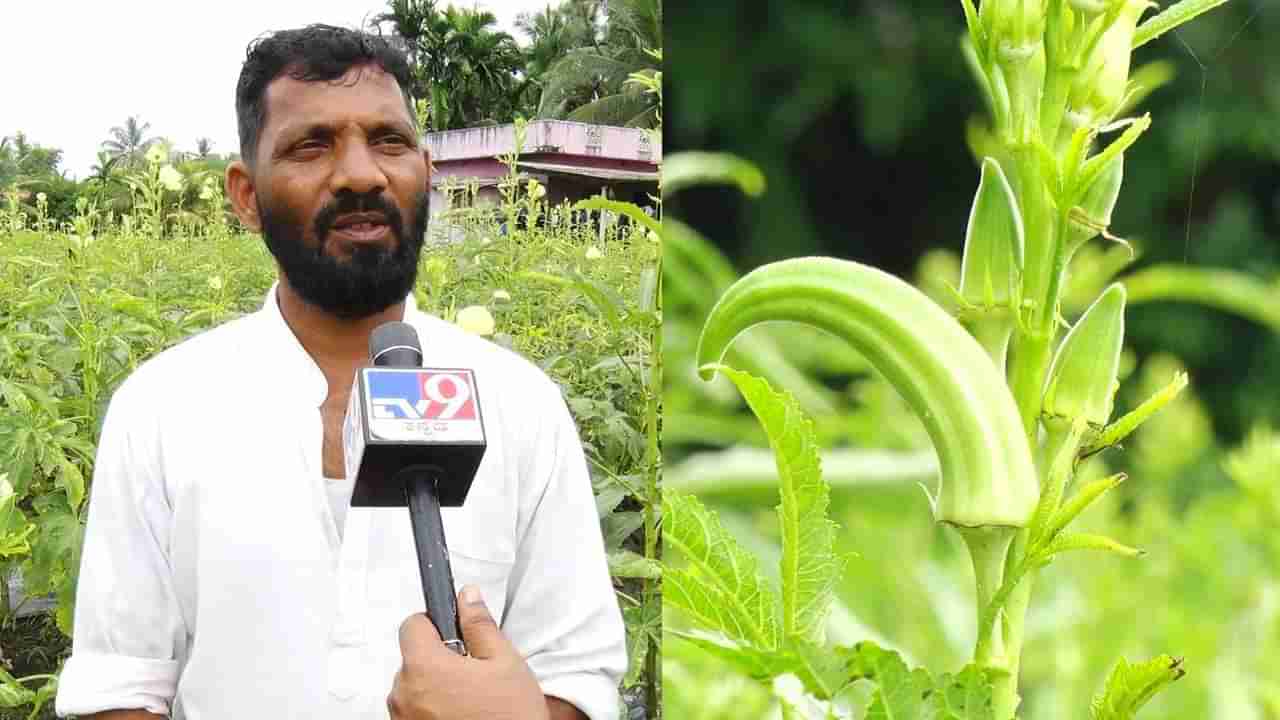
[1091,655,1186,719]
[925,665,996,720]
[715,366,841,645]
[854,643,932,720]
[663,488,781,648]
[669,631,798,681]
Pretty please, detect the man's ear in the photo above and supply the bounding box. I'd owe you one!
[225,160,262,232]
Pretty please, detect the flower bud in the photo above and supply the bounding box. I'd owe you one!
[983,0,1048,50]
[1067,0,1154,124]
[960,157,1024,309]
[1043,283,1126,427]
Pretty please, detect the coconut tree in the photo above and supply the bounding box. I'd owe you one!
[537,0,661,128]
[373,0,524,131]
[101,116,157,170]
[195,138,214,159]
[514,1,601,116]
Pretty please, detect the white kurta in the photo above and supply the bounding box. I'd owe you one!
[55,286,627,720]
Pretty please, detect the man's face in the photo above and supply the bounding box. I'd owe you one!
[248,64,429,320]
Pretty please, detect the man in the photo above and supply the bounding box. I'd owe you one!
[54,25,626,720]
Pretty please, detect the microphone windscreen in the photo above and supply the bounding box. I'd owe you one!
[370,321,423,367]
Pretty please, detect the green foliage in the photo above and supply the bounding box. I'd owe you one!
[1090,655,1186,720]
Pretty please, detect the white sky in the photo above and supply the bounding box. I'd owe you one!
[0,1,546,180]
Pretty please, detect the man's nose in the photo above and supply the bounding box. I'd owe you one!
[330,138,388,197]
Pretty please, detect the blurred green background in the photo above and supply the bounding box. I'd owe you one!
[662,1,1280,718]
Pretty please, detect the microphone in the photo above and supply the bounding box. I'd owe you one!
[342,321,487,655]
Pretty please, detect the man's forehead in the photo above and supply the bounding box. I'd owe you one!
[262,64,411,135]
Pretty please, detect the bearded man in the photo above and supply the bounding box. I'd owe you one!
[54,24,625,720]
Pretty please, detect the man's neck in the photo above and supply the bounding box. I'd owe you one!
[275,274,407,375]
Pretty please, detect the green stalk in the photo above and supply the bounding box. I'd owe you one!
[996,541,1034,720]
[961,526,1016,668]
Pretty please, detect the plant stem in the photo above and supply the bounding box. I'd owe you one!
[995,538,1034,720]
[960,526,1015,666]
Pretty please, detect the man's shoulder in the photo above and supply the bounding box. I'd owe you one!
[111,311,261,405]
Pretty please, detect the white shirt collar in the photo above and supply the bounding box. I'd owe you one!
[256,279,419,407]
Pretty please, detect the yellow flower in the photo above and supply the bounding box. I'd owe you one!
[159,165,184,192]
[585,245,603,260]
[456,305,495,336]
[526,179,546,200]
[145,144,168,165]
[491,289,511,303]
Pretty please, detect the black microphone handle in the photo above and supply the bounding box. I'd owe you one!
[398,466,466,655]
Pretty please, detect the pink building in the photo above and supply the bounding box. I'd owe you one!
[424,120,660,219]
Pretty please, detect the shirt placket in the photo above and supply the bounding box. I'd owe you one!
[327,508,371,699]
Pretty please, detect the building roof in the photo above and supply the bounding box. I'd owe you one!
[426,120,660,164]
[517,161,658,183]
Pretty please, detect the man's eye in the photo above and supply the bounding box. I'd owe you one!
[377,135,409,146]
[294,141,326,152]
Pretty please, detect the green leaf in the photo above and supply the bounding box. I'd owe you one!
[1132,0,1230,50]
[1091,655,1186,719]
[713,366,840,645]
[58,457,85,513]
[572,197,659,235]
[662,152,766,196]
[0,682,35,708]
[853,643,932,720]
[925,665,996,720]
[1043,532,1143,559]
[1123,265,1280,335]
[663,488,781,648]
[608,550,662,579]
[668,631,797,682]
[1082,371,1189,457]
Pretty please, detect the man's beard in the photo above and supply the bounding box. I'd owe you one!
[259,189,429,320]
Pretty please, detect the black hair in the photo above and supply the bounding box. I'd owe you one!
[235,24,417,167]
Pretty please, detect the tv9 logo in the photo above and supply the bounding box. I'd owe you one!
[367,369,478,421]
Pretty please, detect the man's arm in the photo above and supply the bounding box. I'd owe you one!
[81,711,167,719]
[546,695,588,720]
[497,377,628,719]
[54,375,186,718]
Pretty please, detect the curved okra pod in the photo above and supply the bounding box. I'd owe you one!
[696,257,1039,528]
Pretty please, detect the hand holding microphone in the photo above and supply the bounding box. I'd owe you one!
[387,585,550,720]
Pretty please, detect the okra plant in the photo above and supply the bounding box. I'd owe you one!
[663,0,1237,717]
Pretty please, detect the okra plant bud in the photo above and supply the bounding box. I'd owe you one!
[960,157,1024,310]
[696,258,1039,528]
[1043,283,1127,428]
[960,157,1025,367]
[1066,0,1154,127]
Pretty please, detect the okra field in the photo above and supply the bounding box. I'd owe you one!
[0,137,661,718]
[664,0,1279,718]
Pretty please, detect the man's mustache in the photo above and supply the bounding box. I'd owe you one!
[313,190,405,245]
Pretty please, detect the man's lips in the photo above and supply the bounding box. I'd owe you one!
[330,222,391,243]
